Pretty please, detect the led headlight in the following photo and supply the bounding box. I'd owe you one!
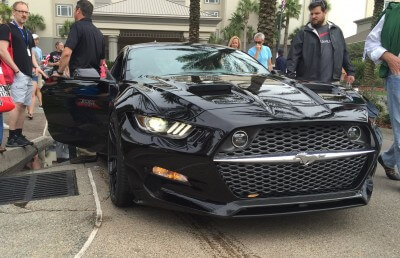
[135,114,194,139]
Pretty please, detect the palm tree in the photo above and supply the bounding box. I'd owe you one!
[189,0,200,43]
[237,0,259,51]
[257,0,277,49]
[281,0,301,56]
[59,20,74,38]
[363,0,384,86]
[222,11,244,41]
[0,3,11,24]
[25,13,46,33]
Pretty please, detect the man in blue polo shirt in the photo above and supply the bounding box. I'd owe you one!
[248,32,273,71]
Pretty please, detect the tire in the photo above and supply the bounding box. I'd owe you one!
[108,112,133,207]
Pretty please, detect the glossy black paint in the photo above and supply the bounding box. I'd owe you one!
[42,43,381,217]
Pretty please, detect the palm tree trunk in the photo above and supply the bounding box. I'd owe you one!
[258,0,277,49]
[189,0,200,43]
[363,0,384,86]
[283,14,290,56]
[243,21,248,51]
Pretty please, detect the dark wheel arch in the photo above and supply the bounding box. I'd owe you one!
[108,111,133,207]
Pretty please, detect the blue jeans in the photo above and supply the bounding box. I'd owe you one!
[382,74,400,171]
[0,113,3,145]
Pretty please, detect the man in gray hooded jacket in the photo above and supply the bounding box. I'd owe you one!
[287,0,355,83]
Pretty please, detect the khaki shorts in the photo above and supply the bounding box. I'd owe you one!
[10,72,34,106]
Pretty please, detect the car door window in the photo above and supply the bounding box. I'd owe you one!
[111,54,124,80]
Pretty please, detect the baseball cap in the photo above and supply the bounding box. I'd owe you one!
[32,34,39,39]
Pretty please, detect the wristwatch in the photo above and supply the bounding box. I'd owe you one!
[57,70,63,75]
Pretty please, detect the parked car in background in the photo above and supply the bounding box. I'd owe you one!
[41,43,382,217]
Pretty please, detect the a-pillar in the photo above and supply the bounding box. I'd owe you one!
[108,35,118,61]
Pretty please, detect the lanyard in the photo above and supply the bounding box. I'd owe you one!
[12,21,28,46]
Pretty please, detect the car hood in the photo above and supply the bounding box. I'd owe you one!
[129,74,367,124]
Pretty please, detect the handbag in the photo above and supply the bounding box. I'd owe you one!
[0,67,15,113]
[0,24,14,85]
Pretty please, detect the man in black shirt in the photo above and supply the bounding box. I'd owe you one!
[54,0,105,77]
[0,1,46,147]
[48,41,64,72]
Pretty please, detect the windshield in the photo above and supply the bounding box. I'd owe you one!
[126,45,269,79]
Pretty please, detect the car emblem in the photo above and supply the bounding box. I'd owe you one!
[232,131,248,148]
[295,152,326,166]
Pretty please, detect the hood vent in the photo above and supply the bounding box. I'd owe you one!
[188,84,232,96]
[302,83,353,102]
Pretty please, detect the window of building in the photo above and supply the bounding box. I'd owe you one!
[204,0,220,4]
[56,24,63,37]
[208,11,220,17]
[56,4,73,17]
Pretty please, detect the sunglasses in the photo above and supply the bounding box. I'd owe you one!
[310,0,326,9]
[255,41,263,44]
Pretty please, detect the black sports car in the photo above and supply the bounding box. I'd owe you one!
[42,43,382,217]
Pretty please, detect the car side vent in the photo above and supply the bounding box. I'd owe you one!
[188,84,232,95]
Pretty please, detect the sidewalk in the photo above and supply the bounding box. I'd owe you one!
[0,104,53,174]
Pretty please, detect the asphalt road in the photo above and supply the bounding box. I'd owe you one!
[1,132,400,257]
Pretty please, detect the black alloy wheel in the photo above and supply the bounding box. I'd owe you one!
[108,112,133,207]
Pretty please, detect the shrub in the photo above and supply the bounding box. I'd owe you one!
[106,60,114,69]
[360,89,391,127]
[373,66,384,87]
[347,42,365,61]
[351,58,365,85]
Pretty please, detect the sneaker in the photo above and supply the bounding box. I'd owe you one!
[378,154,400,181]
[3,123,9,130]
[0,146,6,153]
[19,134,34,146]
[6,135,28,147]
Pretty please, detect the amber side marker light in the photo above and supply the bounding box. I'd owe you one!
[248,194,259,198]
[152,166,188,183]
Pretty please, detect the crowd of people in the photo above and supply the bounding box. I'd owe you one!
[1,0,400,180]
[0,0,105,160]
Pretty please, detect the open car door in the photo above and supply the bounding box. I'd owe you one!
[41,68,117,154]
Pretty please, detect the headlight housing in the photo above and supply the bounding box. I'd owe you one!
[345,125,369,146]
[135,114,194,139]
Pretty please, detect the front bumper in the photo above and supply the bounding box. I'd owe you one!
[120,118,379,217]
[135,182,373,218]
[122,144,377,218]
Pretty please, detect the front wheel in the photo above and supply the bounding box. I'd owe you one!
[108,113,133,207]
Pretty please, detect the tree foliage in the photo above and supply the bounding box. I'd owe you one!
[222,0,258,50]
[59,20,74,38]
[25,13,46,33]
[189,0,200,43]
[0,3,11,24]
[222,11,244,41]
[280,0,301,56]
[237,0,259,50]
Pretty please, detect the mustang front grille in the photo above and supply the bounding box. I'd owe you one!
[216,155,368,198]
[217,124,366,157]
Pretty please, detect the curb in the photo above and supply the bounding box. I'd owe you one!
[0,136,54,175]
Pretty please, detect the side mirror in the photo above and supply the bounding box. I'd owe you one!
[73,68,100,80]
